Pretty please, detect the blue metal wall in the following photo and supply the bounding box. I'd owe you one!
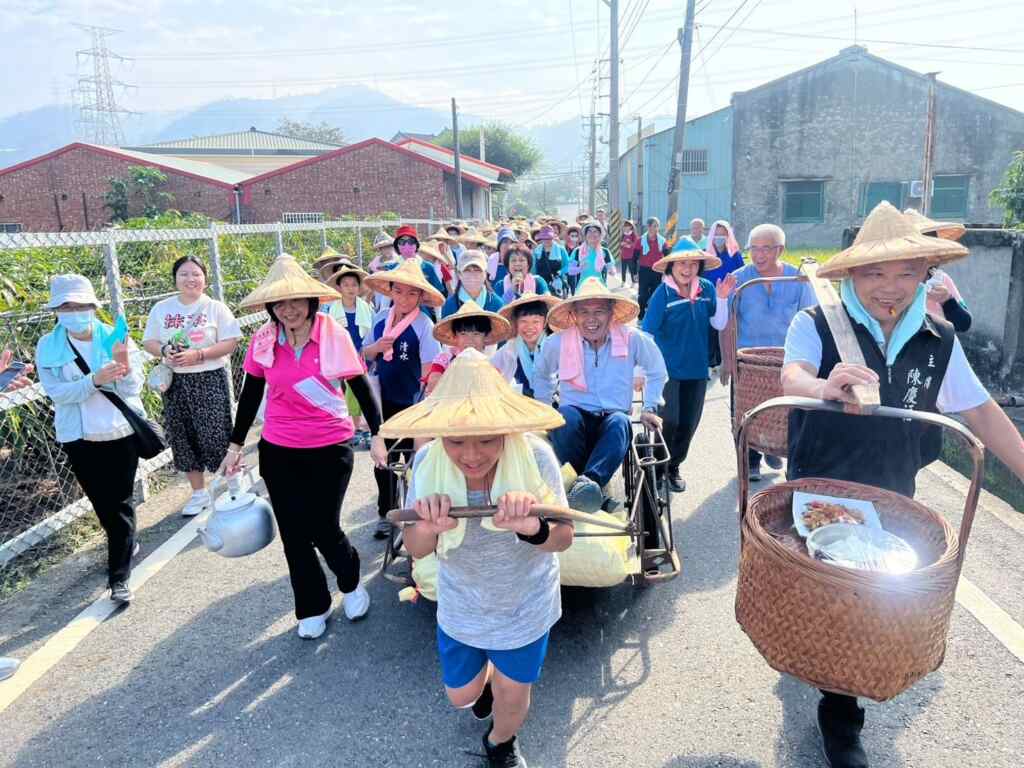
[619,106,733,229]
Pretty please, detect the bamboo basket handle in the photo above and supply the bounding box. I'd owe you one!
[386,504,631,532]
[726,274,810,386]
[736,395,985,571]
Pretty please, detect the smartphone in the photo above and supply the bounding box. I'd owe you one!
[0,361,27,392]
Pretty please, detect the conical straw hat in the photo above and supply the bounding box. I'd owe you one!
[313,246,342,267]
[378,348,565,439]
[902,207,966,242]
[327,259,369,285]
[429,227,458,244]
[363,258,446,308]
[547,277,640,331]
[653,237,722,273]
[420,239,453,267]
[498,291,562,323]
[433,299,512,346]
[459,229,488,247]
[818,201,968,279]
[238,254,341,309]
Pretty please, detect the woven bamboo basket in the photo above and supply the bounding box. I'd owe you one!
[726,275,810,458]
[734,397,984,702]
[733,347,788,456]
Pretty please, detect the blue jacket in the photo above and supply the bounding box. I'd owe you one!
[704,248,745,285]
[501,275,550,304]
[641,279,716,380]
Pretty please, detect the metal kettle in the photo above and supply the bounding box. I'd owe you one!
[198,477,276,558]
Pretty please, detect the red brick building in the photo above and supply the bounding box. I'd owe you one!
[0,136,507,233]
[0,143,243,232]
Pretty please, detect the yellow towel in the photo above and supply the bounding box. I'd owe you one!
[413,433,558,560]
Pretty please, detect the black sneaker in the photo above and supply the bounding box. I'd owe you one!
[765,454,784,471]
[483,726,527,768]
[817,694,868,768]
[666,467,686,493]
[109,581,133,604]
[472,682,493,721]
[373,518,393,540]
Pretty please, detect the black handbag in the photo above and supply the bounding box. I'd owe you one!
[69,342,167,460]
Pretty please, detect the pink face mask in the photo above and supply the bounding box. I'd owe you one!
[398,243,417,258]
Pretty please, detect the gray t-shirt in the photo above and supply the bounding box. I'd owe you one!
[405,433,569,650]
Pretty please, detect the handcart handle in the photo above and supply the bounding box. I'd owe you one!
[725,275,809,382]
[736,395,985,568]
[386,504,630,532]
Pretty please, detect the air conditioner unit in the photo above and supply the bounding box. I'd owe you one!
[909,180,926,198]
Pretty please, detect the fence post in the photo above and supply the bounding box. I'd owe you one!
[356,224,363,266]
[321,225,328,250]
[103,238,125,318]
[275,224,285,256]
[207,225,235,409]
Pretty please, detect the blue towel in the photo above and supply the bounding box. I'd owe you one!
[37,319,118,372]
[840,279,926,367]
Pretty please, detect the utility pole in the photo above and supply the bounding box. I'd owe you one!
[921,72,938,216]
[74,24,133,146]
[588,113,598,214]
[636,116,644,224]
[665,0,697,228]
[452,98,464,218]
[479,127,486,163]
[607,0,621,229]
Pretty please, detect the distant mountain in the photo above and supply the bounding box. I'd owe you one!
[0,85,584,174]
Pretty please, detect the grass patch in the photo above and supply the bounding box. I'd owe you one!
[783,248,838,267]
[941,429,1024,513]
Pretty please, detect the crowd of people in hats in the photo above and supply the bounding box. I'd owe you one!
[3,201,1024,768]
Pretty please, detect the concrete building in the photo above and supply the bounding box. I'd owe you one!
[617,46,1024,248]
[618,108,734,228]
[732,46,1024,247]
[124,127,343,176]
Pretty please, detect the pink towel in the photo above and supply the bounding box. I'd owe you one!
[381,305,418,361]
[251,314,365,379]
[559,324,631,391]
[662,274,702,302]
[705,219,741,260]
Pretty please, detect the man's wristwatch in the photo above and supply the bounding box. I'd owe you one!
[642,405,658,414]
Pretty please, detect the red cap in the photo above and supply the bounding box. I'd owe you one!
[393,225,419,244]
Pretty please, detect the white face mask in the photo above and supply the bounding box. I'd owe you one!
[461,271,484,294]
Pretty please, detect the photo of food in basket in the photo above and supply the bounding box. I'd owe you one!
[792,491,918,574]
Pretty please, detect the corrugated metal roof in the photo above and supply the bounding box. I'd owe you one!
[130,128,343,153]
[80,143,253,185]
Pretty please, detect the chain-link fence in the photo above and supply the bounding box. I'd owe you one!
[0,215,451,595]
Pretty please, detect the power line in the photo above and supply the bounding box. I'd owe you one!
[568,0,586,116]
[696,0,766,68]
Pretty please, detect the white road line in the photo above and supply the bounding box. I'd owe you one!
[956,576,1024,663]
[0,466,262,715]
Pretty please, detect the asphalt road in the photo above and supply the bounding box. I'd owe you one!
[0,384,1022,768]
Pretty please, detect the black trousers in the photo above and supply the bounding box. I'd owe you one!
[259,440,361,619]
[622,259,638,282]
[660,378,708,470]
[637,266,659,318]
[63,436,138,587]
[374,399,415,518]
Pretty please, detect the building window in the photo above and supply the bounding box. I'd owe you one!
[931,175,969,219]
[0,223,21,234]
[783,181,825,223]
[681,149,708,175]
[861,181,903,215]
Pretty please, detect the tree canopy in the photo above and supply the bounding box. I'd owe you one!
[991,150,1024,228]
[433,123,541,179]
[275,118,346,146]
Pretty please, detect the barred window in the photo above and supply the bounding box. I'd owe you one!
[282,212,325,224]
[681,149,708,175]
[0,223,22,234]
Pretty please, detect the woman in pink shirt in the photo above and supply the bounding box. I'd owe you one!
[221,256,386,641]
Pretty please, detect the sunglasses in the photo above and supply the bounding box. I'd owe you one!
[395,237,417,246]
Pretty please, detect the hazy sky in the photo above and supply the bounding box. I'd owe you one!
[3,0,1023,130]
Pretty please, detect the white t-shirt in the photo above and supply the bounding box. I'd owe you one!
[144,295,242,373]
[66,338,133,441]
[783,311,990,414]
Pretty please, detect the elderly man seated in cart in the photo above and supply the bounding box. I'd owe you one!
[778,202,1024,768]
[533,277,668,513]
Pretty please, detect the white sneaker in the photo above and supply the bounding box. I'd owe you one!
[296,606,332,639]
[343,584,370,621]
[181,489,211,518]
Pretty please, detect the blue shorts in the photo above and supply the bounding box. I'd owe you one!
[437,626,550,689]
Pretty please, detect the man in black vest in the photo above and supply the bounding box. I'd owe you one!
[780,202,1024,768]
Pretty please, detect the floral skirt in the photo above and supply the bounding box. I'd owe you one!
[163,367,233,474]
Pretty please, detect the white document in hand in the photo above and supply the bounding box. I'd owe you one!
[293,376,348,418]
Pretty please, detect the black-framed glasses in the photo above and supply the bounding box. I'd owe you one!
[396,236,417,246]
